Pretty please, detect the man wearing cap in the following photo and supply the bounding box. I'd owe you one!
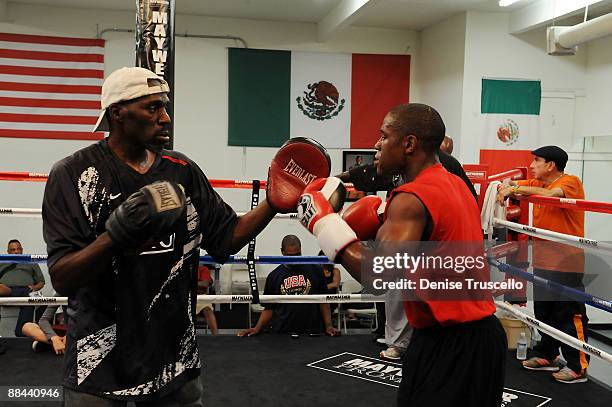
[497,145,589,384]
[42,67,331,405]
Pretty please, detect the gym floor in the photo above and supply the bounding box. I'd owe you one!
[0,334,610,406]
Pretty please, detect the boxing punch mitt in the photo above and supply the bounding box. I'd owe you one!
[267,137,331,213]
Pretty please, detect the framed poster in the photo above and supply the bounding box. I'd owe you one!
[342,150,377,201]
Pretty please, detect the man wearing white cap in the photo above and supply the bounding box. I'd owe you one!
[42,67,332,405]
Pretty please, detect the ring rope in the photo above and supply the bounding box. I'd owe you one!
[0,172,356,191]
[0,293,384,306]
[487,169,525,183]
[489,258,612,313]
[1,296,609,363]
[519,195,612,215]
[0,207,299,219]
[493,218,612,254]
[0,254,334,265]
[496,301,612,363]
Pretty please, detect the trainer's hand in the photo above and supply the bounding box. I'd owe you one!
[325,326,340,337]
[105,181,186,251]
[237,327,260,337]
[341,195,386,241]
[496,185,516,203]
[298,177,357,261]
[266,137,331,213]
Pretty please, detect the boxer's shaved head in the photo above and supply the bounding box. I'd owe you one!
[387,103,445,154]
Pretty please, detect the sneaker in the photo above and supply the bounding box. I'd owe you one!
[376,337,387,345]
[31,341,52,352]
[552,367,588,384]
[522,357,561,371]
[380,347,403,361]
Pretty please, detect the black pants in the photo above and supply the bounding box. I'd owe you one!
[397,315,506,407]
[531,268,589,374]
[64,377,203,406]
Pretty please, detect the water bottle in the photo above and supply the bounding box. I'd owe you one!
[516,332,528,360]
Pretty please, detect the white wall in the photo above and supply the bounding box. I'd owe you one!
[418,13,466,157]
[460,11,588,166]
[0,3,419,290]
[583,34,612,138]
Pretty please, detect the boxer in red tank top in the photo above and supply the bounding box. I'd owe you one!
[299,103,506,407]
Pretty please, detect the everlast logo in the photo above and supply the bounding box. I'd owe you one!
[149,182,180,212]
[578,238,598,246]
[560,198,577,204]
[283,159,317,185]
[522,226,536,233]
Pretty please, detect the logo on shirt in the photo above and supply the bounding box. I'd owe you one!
[281,274,311,295]
[140,233,175,255]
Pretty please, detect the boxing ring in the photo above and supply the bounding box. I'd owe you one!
[1,169,612,406]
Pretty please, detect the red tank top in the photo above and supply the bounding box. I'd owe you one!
[385,164,495,328]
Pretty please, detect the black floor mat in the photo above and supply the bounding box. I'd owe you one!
[0,335,609,406]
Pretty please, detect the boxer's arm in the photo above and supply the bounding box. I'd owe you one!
[513,185,564,198]
[338,193,427,284]
[43,163,114,296]
[48,233,114,296]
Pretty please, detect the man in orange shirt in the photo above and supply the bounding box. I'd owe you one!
[498,145,589,384]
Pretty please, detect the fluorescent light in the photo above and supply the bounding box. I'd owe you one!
[499,0,521,6]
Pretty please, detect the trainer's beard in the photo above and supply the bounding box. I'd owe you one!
[145,140,166,154]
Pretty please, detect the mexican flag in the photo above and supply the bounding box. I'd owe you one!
[481,79,541,149]
[228,48,410,148]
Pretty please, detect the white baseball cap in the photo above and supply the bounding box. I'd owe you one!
[94,67,170,132]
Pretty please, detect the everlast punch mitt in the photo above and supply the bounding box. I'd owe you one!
[266,137,331,213]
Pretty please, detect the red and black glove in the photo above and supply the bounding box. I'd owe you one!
[297,177,357,261]
[266,137,331,213]
[341,195,386,241]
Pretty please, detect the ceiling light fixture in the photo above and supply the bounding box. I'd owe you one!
[499,0,521,6]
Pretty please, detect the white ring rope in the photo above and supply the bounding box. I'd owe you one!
[3,296,609,363]
[493,218,612,254]
[0,294,384,306]
[496,301,612,363]
[0,208,298,219]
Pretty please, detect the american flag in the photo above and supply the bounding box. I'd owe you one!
[0,32,105,140]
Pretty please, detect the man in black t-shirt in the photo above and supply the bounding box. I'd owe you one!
[238,235,339,336]
[42,67,331,406]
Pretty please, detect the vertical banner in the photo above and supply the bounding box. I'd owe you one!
[136,0,175,147]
